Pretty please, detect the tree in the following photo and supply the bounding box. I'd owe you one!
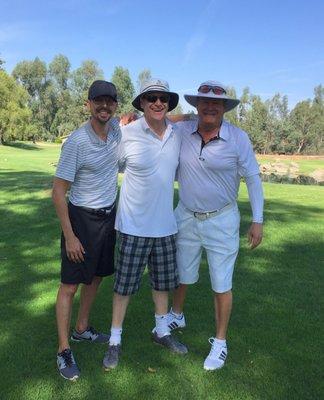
[71,59,104,98]
[49,54,71,91]
[0,71,32,144]
[313,84,324,107]
[0,56,5,71]
[237,87,250,124]
[242,95,269,153]
[311,85,324,153]
[289,101,317,154]
[111,66,135,115]
[12,57,47,98]
[225,86,239,125]
[12,57,60,140]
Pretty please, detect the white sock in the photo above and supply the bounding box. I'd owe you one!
[109,326,122,345]
[170,308,183,319]
[214,338,227,347]
[155,314,170,338]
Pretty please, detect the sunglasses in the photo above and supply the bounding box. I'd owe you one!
[198,85,226,95]
[143,94,170,103]
[92,96,116,105]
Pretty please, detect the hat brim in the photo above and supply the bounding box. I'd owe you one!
[184,94,240,112]
[132,91,179,112]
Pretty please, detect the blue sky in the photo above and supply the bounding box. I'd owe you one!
[1,0,323,111]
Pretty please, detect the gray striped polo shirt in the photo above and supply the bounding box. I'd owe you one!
[55,118,121,208]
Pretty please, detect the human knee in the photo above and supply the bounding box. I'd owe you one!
[215,289,232,297]
[59,283,79,297]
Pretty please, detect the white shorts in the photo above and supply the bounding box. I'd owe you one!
[174,201,240,293]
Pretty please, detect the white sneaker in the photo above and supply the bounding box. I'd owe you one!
[203,338,227,370]
[167,311,186,331]
[151,311,186,334]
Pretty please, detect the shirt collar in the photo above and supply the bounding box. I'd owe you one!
[140,116,174,137]
[191,119,229,141]
[86,119,119,144]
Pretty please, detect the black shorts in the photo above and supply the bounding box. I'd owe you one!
[61,202,116,285]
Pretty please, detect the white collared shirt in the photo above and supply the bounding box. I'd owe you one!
[115,116,181,237]
[176,119,263,222]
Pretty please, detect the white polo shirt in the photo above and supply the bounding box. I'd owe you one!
[115,117,181,237]
[176,119,263,221]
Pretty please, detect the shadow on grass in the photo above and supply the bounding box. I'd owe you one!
[0,171,323,399]
[0,170,53,194]
[3,142,42,151]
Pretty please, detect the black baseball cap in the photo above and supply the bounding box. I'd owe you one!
[88,80,118,102]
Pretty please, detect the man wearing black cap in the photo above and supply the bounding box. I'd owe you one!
[52,80,120,380]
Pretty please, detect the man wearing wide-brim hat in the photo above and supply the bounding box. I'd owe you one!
[102,78,188,371]
[167,80,264,370]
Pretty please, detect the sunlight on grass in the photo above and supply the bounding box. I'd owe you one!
[1,144,323,400]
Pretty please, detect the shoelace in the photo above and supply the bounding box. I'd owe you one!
[60,349,74,367]
[208,338,227,357]
[107,344,120,357]
[88,326,98,336]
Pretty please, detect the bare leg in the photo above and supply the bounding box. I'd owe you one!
[214,290,232,340]
[152,290,169,315]
[75,276,102,332]
[171,284,188,314]
[56,283,78,353]
[111,292,131,328]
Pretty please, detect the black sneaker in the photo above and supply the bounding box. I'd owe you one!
[57,349,80,381]
[71,326,109,343]
[152,332,188,354]
[103,344,121,370]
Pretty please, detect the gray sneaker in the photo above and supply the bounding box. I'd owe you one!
[71,326,109,343]
[57,349,80,381]
[103,344,121,370]
[152,332,188,354]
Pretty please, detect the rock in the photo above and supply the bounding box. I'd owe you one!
[309,169,324,184]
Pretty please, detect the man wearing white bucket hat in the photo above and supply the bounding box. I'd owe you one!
[167,81,264,370]
[102,78,188,371]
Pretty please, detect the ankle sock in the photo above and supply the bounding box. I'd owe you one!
[109,327,122,345]
[170,308,183,319]
[214,338,227,347]
[155,314,170,338]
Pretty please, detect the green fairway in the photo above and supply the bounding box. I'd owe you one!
[0,143,323,400]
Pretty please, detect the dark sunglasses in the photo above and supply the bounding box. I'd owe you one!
[198,85,226,95]
[143,94,170,103]
[92,96,116,105]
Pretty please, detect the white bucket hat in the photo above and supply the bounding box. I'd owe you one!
[184,80,240,112]
[132,78,179,112]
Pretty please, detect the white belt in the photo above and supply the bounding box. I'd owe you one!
[187,203,234,221]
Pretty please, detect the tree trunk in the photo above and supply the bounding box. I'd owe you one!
[297,138,305,154]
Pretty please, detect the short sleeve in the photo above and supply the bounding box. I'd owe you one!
[55,137,81,182]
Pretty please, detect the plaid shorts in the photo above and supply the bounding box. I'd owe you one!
[114,233,179,295]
